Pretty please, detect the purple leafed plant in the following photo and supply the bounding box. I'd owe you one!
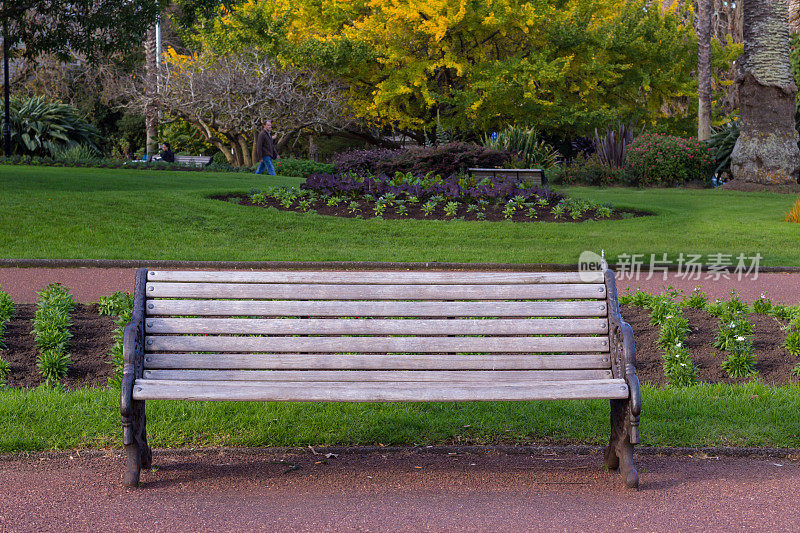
[333,142,515,177]
[302,172,562,205]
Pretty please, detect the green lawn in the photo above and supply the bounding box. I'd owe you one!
[0,164,798,264]
[2,382,798,452]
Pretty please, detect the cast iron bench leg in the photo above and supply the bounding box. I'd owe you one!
[123,399,150,487]
[605,398,639,489]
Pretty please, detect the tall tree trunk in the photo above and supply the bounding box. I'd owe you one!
[731,0,800,184]
[698,0,713,140]
[308,133,319,162]
[144,26,158,159]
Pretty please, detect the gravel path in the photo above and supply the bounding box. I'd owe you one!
[1,449,798,532]
[1,267,799,303]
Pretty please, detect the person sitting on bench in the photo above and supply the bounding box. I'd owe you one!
[159,142,175,163]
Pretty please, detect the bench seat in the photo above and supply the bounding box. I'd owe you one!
[133,377,629,402]
[121,267,641,489]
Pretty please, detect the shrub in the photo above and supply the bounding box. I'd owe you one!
[0,288,14,349]
[619,288,653,307]
[707,119,739,179]
[160,119,215,155]
[98,291,134,317]
[626,133,715,186]
[548,153,638,187]
[333,142,514,177]
[0,96,100,157]
[720,339,757,378]
[0,357,9,388]
[54,144,100,165]
[592,123,636,168]
[99,292,135,387]
[785,330,800,357]
[662,345,699,387]
[482,126,561,169]
[751,294,772,314]
[786,196,800,223]
[681,287,708,309]
[274,157,335,178]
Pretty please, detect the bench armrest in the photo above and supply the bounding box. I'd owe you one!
[604,269,641,444]
[121,268,148,422]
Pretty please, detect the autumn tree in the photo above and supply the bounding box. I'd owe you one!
[181,0,703,139]
[132,49,351,166]
[731,0,800,184]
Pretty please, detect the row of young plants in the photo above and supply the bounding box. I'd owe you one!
[0,287,14,388]
[250,173,616,222]
[97,291,135,387]
[747,293,800,375]
[624,288,699,386]
[621,287,800,386]
[31,284,76,388]
[706,293,758,378]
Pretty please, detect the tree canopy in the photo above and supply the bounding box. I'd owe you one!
[180,0,704,138]
[4,0,164,59]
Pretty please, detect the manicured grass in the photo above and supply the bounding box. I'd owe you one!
[0,165,798,265]
[2,382,799,452]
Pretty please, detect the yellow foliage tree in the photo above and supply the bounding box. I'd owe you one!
[182,0,705,139]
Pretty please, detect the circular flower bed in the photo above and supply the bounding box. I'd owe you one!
[245,171,643,222]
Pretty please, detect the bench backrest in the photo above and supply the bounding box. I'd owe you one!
[467,168,545,186]
[174,155,213,167]
[141,270,612,380]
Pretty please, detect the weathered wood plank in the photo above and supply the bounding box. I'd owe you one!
[145,282,606,300]
[143,353,611,370]
[145,317,609,336]
[145,335,609,353]
[142,369,614,382]
[145,300,608,318]
[147,270,604,284]
[132,378,629,401]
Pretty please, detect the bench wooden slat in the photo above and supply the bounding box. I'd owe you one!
[145,335,609,353]
[143,353,612,370]
[146,282,606,300]
[132,378,629,402]
[146,300,608,317]
[147,270,605,284]
[143,369,615,381]
[145,317,609,335]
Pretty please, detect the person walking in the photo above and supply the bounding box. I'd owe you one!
[255,120,278,175]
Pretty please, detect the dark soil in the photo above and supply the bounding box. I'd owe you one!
[2,304,116,389]
[212,194,651,223]
[720,180,800,194]
[621,304,799,387]
[1,303,796,389]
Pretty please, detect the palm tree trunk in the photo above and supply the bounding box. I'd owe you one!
[730,0,799,184]
[144,26,158,159]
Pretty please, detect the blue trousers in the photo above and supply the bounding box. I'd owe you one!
[255,156,276,175]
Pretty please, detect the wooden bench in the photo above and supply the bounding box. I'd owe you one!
[121,268,641,488]
[174,155,213,167]
[468,168,546,186]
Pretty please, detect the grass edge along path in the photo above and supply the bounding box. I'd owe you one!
[2,382,799,452]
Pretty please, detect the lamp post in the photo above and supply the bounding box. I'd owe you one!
[2,0,10,156]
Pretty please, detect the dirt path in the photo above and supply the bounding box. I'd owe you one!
[0,448,798,532]
[1,267,799,304]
